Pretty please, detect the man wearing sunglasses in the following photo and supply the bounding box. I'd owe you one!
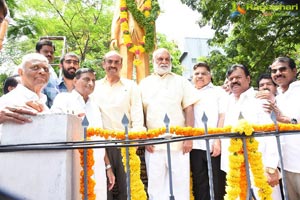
[269,56,300,199]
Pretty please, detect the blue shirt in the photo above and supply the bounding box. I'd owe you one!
[43,76,68,108]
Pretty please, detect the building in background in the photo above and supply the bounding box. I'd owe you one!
[180,37,222,80]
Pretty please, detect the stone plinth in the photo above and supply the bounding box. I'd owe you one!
[0,114,83,200]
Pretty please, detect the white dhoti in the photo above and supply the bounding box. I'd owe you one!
[145,150,190,200]
[91,135,106,200]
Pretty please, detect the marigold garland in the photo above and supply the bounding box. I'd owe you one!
[121,147,147,200]
[79,149,96,200]
[190,172,195,200]
[120,0,160,66]
[83,122,300,199]
[224,119,272,200]
[86,123,300,140]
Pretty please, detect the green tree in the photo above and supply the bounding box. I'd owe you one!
[2,0,113,79]
[181,0,300,85]
[0,0,182,81]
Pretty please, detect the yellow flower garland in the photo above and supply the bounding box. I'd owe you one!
[121,147,147,200]
[86,123,300,139]
[82,122,300,199]
[224,119,272,200]
[120,0,149,67]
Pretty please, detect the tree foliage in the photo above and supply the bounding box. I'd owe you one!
[2,0,114,78]
[181,0,300,86]
[0,0,183,92]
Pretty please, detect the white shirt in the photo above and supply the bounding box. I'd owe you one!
[221,87,278,172]
[139,72,199,151]
[276,80,300,173]
[91,77,145,132]
[51,90,106,199]
[0,84,49,142]
[0,84,48,110]
[51,90,103,128]
[193,83,224,150]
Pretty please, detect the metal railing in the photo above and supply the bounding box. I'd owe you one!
[1,112,299,200]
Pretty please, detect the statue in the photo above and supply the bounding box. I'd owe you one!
[110,0,160,83]
[0,0,8,50]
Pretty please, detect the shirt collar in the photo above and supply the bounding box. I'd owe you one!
[238,87,255,100]
[13,84,48,106]
[197,82,214,91]
[101,76,125,86]
[71,89,91,104]
[277,80,300,94]
[152,71,174,78]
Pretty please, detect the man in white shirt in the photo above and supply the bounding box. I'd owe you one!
[0,53,50,112]
[191,62,225,200]
[269,56,300,199]
[51,68,115,199]
[221,64,281,200]
[0,53,50,142]
[139,48,199,200]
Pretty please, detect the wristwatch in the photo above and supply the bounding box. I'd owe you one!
[105,164,112,170]
[290,118,298,124]
[266,167,276,174]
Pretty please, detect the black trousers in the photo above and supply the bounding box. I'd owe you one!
[106,147,127,200]
[190,149,226,200]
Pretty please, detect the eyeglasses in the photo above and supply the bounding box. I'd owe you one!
[65,59,79,65]
[270,66,288,74]
[105,59,121,65]
[194,72,210,76]
[156,57,171,62]
[28,64,49,73]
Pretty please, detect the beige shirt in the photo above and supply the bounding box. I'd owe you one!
[91,77,145,132]
[139,72,199,150]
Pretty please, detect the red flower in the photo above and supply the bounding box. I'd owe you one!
[120,18,127,23]
[120,7,127,11]
[143,7,151,11]
[126,43,133,48]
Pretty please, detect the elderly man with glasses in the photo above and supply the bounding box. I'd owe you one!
[190,62,226,200]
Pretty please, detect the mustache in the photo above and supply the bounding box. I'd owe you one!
[231,82,241,87]
[68,67,77,72]
[275,74,284,78]
[159,64,169,68]
[108,67,118,70]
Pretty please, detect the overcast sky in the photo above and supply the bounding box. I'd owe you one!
[156,0,215,49]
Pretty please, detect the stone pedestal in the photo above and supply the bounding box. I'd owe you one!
[0,114,83,200]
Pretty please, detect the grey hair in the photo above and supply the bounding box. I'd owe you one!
[19,53,49,69]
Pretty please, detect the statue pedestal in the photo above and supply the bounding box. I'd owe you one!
[0,114,83,200]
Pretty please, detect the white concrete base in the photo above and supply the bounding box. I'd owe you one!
[0,114,83,200]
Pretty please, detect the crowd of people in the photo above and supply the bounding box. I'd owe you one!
[1,0,300,200]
